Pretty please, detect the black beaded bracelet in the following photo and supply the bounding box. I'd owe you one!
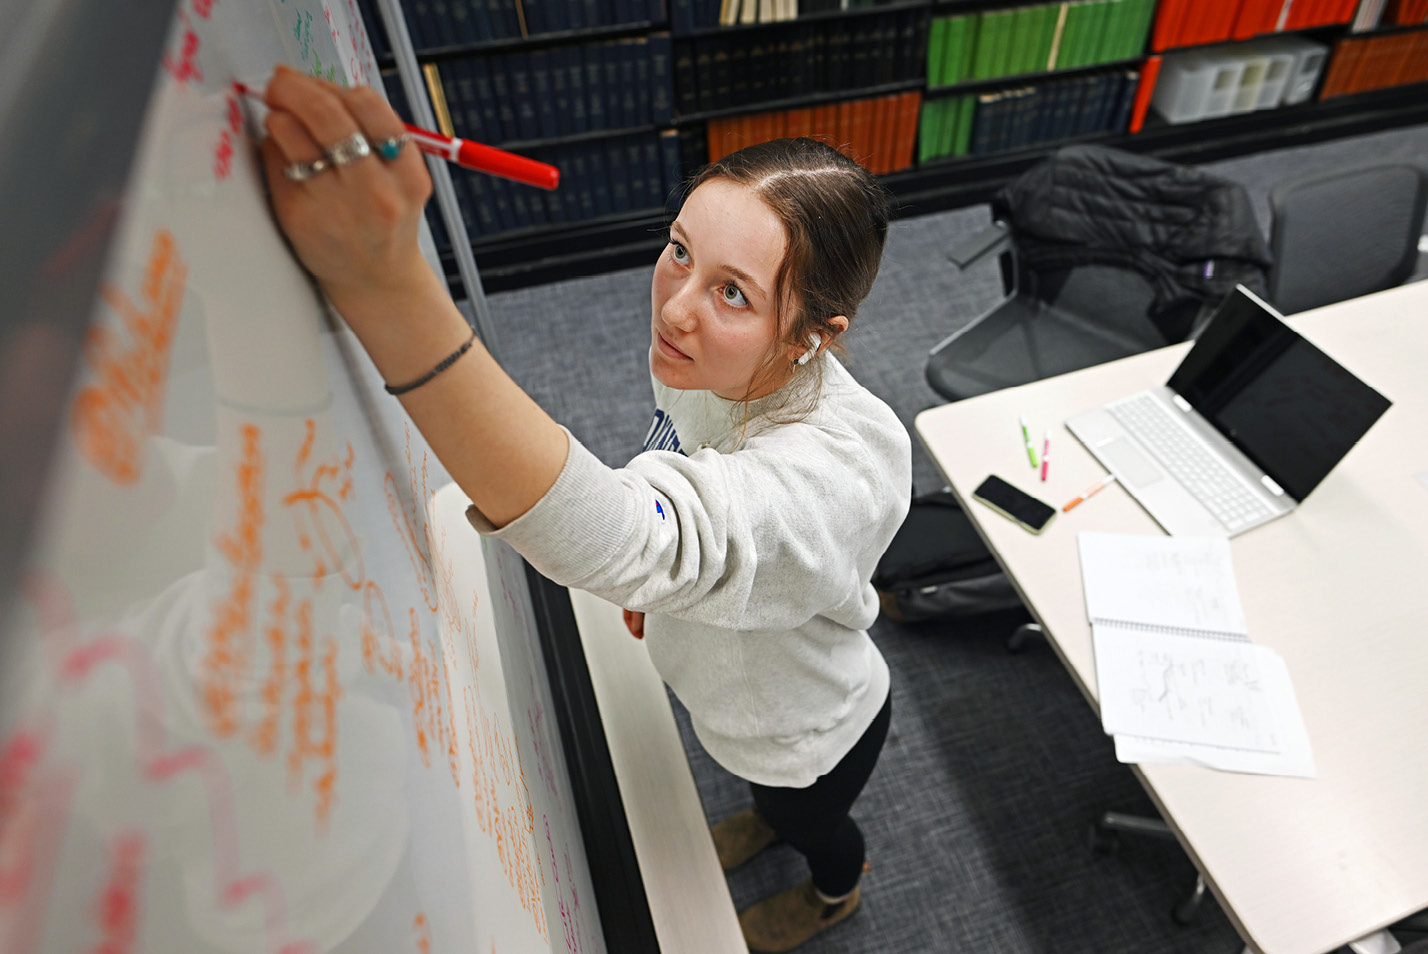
[384,329,477,396]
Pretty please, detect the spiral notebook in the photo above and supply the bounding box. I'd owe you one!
[1077,532,1308,764]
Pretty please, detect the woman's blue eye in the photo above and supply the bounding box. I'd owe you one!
[670,241,689,264]
[721,283,748,307]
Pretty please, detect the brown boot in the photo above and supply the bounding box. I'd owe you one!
[710,808,779,870]
[739,880,861,953]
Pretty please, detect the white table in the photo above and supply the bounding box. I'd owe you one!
[915,282,1428,954]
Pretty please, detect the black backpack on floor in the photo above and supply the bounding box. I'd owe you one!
[872,490,1022,622]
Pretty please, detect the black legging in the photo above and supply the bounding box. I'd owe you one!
[749,691,892,898]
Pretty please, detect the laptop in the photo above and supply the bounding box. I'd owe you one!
[1065,284,1391,537]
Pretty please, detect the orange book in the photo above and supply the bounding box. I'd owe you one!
[786,107,814,140]
[1318,38,1363,98]
[848,98,872,172]
[1128,54,1163,133]
[894,91,921,172]
[836,99,856,158]
[1151,0,1188,50]
[1232,0,1271,39]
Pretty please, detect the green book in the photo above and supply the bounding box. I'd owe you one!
[927,18,949,86]
[968,11,996,80]
[1122,0,1157,61]
[1083,0,1114,66]
[990,8,1016,79]
[1006,6,1035,76]
[1058,1,1089,70]
[952,95,976,156]
[943,15,971,85]
[1039,3,1062,73]
[917,100,940,162]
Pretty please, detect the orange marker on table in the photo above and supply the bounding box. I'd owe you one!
[1062,473,1117,512]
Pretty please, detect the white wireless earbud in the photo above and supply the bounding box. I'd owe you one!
[795,333,822,367]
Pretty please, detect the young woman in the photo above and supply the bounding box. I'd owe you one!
[258,65,911,952]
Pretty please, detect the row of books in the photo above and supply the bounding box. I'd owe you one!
[425,129,683,247]
[379,0,668,52]
[1149,35,1327,122]
[1152,0,1357,51]
[1384,0,1428,23]
[919,68,1139,161]
[704,90,922,172]
[673,12,924,114]
[670,0,891,32]
[1319,27,1428,97]
[413,36,674,148]
[927,0,1156,88]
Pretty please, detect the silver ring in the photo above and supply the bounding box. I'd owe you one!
[283,156,331,182]
[374,133,412,161]
[324,132,372,167]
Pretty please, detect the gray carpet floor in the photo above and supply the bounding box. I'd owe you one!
[480,123,1428,954]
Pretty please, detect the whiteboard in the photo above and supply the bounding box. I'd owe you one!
[0,2,604,952]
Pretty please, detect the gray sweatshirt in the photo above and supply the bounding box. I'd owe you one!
[470,354,911,787]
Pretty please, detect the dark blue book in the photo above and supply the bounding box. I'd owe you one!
[587,147,614,217]
[463,0,495,40]
[429,0,458,48]
[647,0,666,26]
[730,38,751,108]
[642,135,665,208]
[659,128,683,211]
[621,39,645,128]
[968,92,999,155]
[1110,69,1138,134]
[504,174,535,231]
[463,167,501,236]
[604,41,628,127]
[565,0,586,30]
[565,47,590,134]
[446,0,478,44]
[528,50,559,139]
[490,55,519,142]
[443,59,480,141]
[709,35,732,111]
[405,0,438,48]
[486,174,517,232]
[585,43,609,131]
[548,47,575,137]
[608,141,632,212]
[672,39,698,116]
[466,57,503,143]
[540,0,570,33]
[668,0,694,34]
[581,0,602,29]
[613,0,637,26]
[567,151,596,220]
[541,146,570,224]
[624,136,648,210]
[648,32,674,126]
[508,53,542,141]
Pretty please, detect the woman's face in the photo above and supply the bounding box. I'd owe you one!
[649,177,793,400]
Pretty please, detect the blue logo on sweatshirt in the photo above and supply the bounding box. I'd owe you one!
[655,500,666,521]
[642,409,684,455]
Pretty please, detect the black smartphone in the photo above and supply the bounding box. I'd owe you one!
[971,475,1057,534]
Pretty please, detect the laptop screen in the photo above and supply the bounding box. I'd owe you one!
[1167,286,1392,501]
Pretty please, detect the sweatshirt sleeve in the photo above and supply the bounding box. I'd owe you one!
[468,415,909,632]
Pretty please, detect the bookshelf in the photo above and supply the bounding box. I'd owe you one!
[362,0,1428,293]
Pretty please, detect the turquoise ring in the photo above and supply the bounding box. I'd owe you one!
[375,133,412,161]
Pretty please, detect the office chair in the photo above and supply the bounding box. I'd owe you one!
[1266,160,1428,315]
[926,144,1272,403]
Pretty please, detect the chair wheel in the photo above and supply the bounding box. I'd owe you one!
[1171,895,1201,925]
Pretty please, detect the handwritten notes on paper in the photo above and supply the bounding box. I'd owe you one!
[1077,532,1314,776]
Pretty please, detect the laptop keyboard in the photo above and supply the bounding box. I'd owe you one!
[1108,394,1274,531]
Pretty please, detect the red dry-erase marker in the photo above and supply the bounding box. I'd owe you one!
[234,82,559,191]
